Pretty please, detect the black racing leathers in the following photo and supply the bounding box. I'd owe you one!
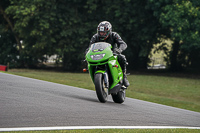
[86,32,127,54]
[86,32,127,69]
[86,32,129,87]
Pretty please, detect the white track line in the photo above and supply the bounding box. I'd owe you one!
[0,126,200,131]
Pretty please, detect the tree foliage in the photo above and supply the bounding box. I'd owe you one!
[0,0,200,71]
[148,0,200,70]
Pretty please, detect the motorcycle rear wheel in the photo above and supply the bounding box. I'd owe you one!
[111,89,125,103]
[94,73,108,103]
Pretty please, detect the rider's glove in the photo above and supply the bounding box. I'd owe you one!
[115,48,122,54]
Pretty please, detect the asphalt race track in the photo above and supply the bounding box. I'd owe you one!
[0,72,200,128]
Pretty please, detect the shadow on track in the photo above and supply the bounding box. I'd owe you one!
[67,94,99,103]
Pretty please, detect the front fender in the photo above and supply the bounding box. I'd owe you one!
[95,70,106,74]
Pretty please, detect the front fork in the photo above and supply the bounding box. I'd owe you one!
[94,65,109,89]
[103,72,109,88]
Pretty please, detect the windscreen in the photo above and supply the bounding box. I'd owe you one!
[91,43,111,52]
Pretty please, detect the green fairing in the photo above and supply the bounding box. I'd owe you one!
[86,43,113,63]
[86,42,123,91]
[107,59,123,89]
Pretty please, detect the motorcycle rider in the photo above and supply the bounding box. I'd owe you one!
[85,21,130,87]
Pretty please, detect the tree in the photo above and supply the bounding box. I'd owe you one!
[148,0,200,71]
[0,0,20,67]
[85,0,163,69]
[2,0,199,71]
[0,1,22,52]
[0,25,19,68]
[3,0,93,70]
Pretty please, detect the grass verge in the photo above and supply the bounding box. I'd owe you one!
[5,69,200,112]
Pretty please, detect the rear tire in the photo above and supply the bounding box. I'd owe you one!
[111,89,125,103]
[94,73,108,103]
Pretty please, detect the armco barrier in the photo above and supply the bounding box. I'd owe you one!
[0,65,7,71]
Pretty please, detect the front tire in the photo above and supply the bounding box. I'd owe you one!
[94,73,108,103]
[111,89,125,103]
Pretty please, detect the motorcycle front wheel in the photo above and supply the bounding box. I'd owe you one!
[94,73,108,103]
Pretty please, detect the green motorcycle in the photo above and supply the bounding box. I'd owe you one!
[84,42,126,103]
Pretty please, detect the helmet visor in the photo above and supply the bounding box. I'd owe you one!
[98,31,109,38]
[99,31,107,36]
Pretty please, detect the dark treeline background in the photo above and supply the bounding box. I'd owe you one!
[0,0,200,72]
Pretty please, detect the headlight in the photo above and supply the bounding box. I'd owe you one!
[90,53,105,60]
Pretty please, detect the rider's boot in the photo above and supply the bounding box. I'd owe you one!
[118,54,130,87]
[123,69,130,87]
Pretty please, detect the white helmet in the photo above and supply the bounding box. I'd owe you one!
[97,21,112,40]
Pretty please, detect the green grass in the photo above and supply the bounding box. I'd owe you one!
[1,129,200,133]
[5,69,200,112]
